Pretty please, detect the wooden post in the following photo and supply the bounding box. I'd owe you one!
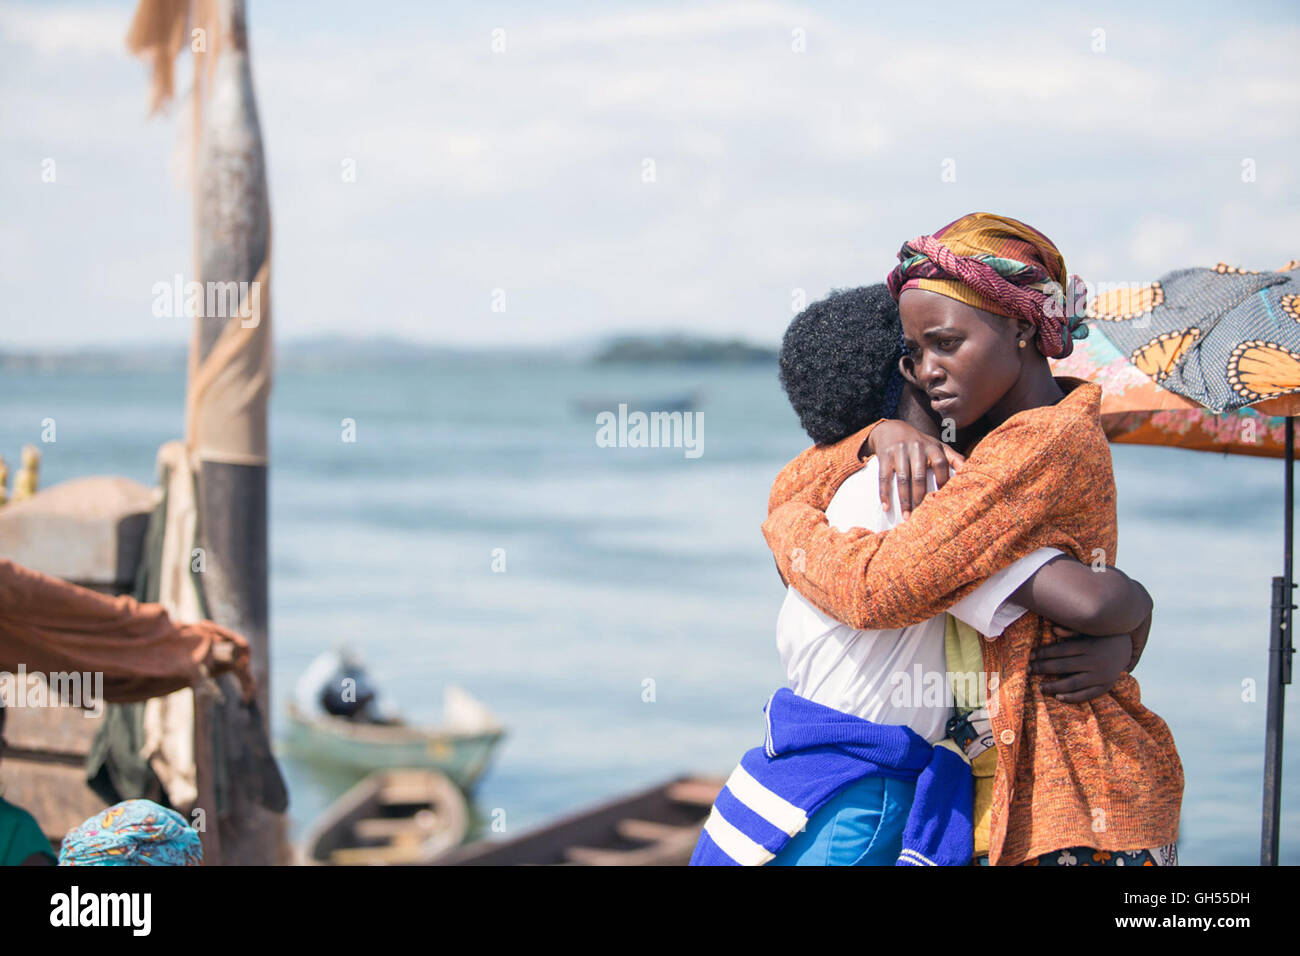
[188,0,282,865]
[126,0,282,864]
[1261,417,1295,865]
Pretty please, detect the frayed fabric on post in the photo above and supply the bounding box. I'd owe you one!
[689,688,973,866]
[886,211,1088,359]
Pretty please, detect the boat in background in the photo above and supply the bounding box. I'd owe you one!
[439,775,723,865]
[284,650,506,791]
[299,769,469,865]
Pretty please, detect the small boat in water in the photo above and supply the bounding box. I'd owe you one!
[439,775,723,865]
[284,650,506,791]
[300,769,469,865]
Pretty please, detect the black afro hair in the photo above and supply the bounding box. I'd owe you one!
[779,284,904,445]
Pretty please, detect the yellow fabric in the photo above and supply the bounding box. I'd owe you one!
[931,212,1068,283]
[944,612,993,854]
[913,278,1018,322]
[944,615,986,711]
[972,748,997,855]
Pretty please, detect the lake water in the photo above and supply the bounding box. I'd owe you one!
[2,354,1296,864]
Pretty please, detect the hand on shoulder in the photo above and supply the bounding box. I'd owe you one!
[866,419,966,518]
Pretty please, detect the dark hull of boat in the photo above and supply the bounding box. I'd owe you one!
[437,775,723,866]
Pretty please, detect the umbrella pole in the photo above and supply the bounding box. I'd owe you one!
[1262,416,1296,865]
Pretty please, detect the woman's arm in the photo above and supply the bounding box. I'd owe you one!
[768,418,967,519]
[766,422,881,515]
[1030,629,1137,702]
[765,426,879,586]
[763,414,1091,631]
[1009,555,1152,638]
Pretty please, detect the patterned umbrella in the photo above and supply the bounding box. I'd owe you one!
[1051,260,1300,454]
[1048,260,1299,864]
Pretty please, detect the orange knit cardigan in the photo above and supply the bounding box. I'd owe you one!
[761,378,1183,865]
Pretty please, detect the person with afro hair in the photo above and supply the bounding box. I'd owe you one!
[779,284,909,447]
[779,284,962,516]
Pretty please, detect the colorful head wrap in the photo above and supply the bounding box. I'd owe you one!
[885,212,1089,358]
[58,799,203,866]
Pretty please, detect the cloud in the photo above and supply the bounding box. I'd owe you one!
[0,1,1296,348]
[0,4,126,58]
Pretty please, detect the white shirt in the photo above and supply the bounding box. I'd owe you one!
[776,457,1061,743]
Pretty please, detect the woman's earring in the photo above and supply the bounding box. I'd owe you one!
[1019,339,1027,349]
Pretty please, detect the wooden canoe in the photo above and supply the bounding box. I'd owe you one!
[283,686,505,791]
[438,775,723,866]
[299,769,470,865]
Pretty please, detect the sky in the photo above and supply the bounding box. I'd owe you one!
[1,0,1298,350]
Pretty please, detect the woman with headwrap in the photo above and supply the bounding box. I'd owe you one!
[762,213,1184,866]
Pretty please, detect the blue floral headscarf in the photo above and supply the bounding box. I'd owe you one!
[59,799,203,866]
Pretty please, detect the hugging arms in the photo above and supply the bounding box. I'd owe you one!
[767,384,1152,703]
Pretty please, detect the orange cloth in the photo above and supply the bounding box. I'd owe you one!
[761,378,1183,865]
[0,558,254,703]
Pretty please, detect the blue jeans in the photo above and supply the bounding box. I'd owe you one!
[767,775,916,866]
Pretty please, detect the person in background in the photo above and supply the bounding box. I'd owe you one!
[318,649,383,722]
[0,700,57,865]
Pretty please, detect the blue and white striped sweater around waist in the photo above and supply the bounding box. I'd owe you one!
[690,687,973,866]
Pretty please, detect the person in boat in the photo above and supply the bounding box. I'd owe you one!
[753,213,1182,866]
[0,700,57,865]
[317,649,384,722]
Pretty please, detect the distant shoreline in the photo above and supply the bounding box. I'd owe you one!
[1,333,778,371]
[591,334,776,365]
